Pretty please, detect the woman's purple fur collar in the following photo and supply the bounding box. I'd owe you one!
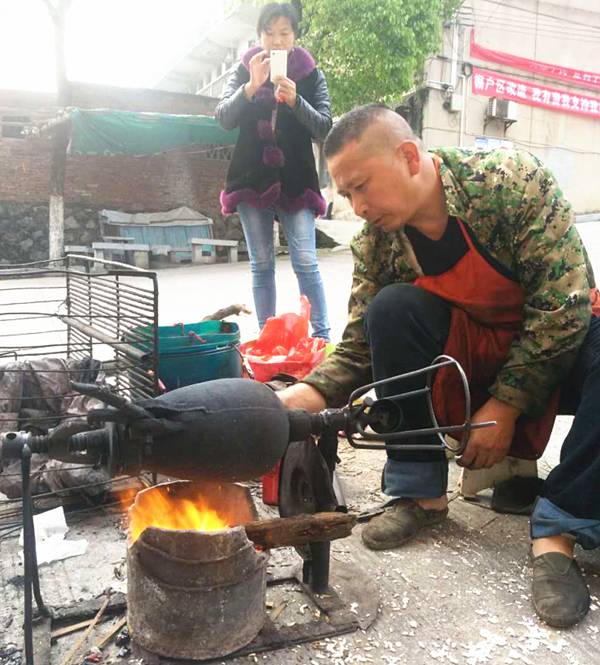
[221,184,326,217]
[241,45,316,82]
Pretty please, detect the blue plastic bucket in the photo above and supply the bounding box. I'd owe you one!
[130,321,242,390]
[157,342,242,391]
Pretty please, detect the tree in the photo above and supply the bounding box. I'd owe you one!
[299,0,461,114]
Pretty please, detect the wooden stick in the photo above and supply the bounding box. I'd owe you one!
[51,619,94,641]
[58,592,111,665]
[244,512,356,549]
[201,303,251,321]
[95,616,128,650]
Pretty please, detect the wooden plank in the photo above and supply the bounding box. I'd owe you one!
[95,616,128,649]
[244,513,356,549]
[102,236,135,243]
[51,618,95,641]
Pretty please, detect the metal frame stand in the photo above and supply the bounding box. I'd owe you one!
[301,427,343,594]
[20,444,49,665]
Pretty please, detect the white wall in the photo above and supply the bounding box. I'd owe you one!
[421,0,600,213]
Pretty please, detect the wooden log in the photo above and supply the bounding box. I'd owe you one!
[50,592,127,625]
[244,512,356,549]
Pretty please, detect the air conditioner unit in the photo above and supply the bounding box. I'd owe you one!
[487,98,518,123]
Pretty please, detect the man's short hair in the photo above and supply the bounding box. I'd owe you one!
[324,103,417,158]
[257,3,300,36]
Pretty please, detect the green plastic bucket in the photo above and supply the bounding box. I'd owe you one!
[157,343,242,390]
[130,321,242,390]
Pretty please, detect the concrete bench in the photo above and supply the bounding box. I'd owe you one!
[92,241,151,269]
[190,238,239,264]
[65,245,92,255]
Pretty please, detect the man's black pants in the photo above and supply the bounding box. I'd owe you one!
[364,283,600,524]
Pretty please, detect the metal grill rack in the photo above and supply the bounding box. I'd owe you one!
[0,254,159,415]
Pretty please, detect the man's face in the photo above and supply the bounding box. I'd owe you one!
[328,139,421,232]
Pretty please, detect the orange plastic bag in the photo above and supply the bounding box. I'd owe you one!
[240,296,326,382]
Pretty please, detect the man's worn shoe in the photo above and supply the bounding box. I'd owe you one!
[531,552,590,628]
[361,498,448,551]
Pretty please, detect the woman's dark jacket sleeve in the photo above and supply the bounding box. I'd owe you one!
[215,67,332,142]
[291,70,332,141]
[215,68,251,131]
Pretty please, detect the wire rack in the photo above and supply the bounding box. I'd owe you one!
[0,254,159,434]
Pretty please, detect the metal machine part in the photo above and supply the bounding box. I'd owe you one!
[1,354,495,664]
[278,439,340,594]
[1,356,494,483]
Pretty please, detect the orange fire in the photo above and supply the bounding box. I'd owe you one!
[124,485,231,543]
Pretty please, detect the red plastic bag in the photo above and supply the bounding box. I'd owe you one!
[240,296,326,382]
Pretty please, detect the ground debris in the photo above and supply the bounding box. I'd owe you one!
[0,644,22,665]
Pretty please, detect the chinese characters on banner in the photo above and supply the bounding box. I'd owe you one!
[471,67,600,120]
[470,30,600,93]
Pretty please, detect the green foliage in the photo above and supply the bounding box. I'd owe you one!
[300,0,462,114]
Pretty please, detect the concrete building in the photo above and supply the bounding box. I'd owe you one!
[402,0,600,213]
[155,5,259,99]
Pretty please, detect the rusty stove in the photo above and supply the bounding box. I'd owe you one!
[127,481,267,660]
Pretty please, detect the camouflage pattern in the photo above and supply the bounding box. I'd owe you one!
[304,147,595,416]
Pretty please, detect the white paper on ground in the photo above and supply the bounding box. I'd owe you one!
[19,505,88,565]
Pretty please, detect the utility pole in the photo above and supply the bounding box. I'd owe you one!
[44,0,72,261]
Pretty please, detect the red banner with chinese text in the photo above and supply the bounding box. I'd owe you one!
[470,30,600,93]
[471,67,600,120]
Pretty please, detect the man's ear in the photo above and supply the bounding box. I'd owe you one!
[398,141,421,176]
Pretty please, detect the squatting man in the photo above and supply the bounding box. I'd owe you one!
[278,104,600,629]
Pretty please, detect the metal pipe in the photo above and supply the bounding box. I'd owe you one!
[59,316,148,362]
[449,20,459,90]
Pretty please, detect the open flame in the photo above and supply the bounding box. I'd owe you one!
[125,485,230,543]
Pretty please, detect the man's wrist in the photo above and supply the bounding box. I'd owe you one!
[277,382,327,413]
[488,396,521,420]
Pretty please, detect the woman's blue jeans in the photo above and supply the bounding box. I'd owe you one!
[237,202,331,340]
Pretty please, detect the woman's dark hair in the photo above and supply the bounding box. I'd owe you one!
[257,3,300,36]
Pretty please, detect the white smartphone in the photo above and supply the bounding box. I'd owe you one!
[270,49,287,83]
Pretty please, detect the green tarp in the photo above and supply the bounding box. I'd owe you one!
[66,108,238,156]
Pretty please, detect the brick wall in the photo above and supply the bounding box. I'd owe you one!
[1,140,229,223]
[0,84,241,262]
[0,83,228,221]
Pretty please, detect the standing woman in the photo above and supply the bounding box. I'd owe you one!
[216,2,331,340]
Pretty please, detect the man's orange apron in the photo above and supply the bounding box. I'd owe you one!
[414,216,558,459]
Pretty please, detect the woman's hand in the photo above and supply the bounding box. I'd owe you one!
[244,50,270,100]
[275,76,297,108]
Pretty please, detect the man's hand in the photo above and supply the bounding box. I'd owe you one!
[457,397,521,469]
[244,51,270,100]
[276,382,326,412]
[274,76,297,108]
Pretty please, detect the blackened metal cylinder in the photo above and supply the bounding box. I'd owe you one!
[127,481,268,660]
